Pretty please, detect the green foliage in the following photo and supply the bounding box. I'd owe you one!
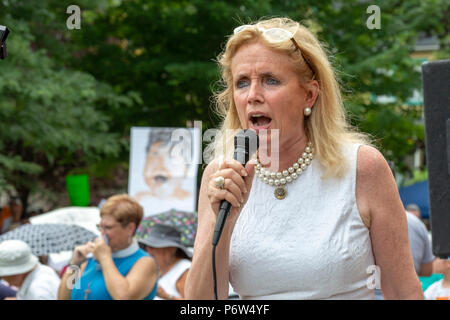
[402,169,428,187]
[64,0,448,175]
[0,8,133,209]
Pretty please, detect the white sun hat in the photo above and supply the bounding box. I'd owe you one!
[0,240,38,277]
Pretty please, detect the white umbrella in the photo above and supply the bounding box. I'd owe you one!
[30,206,101,236]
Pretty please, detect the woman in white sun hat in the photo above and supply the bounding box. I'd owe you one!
[0,240,60,300]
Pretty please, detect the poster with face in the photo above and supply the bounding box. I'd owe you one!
[128,127,201,216]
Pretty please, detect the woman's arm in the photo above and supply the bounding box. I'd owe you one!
[57,242,93,300]
[57,262,87,300]
[185,161,231,299]
[185,159,255,299]
[356,145,423,299]
[175,269,189,299]
[100,256,157,300]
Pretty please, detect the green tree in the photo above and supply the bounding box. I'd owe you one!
[65,0,448,175]
[0,10,134,213]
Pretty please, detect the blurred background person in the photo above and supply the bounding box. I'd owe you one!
[0,240,60,300]
[424,258,450,300]
[57,194,158,300]
[0,203,12,234]
[0,280,17,300]
[9,196,23,229]
[406,203,422,221]
[138,224,191,300]
[0,197,24,234]
[405,210,435,277]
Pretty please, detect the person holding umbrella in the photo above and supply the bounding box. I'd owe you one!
[0,240,60,299]
[138,224,192,300]
[57,194,158,300]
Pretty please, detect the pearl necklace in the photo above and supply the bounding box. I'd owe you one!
[255,142,314,199]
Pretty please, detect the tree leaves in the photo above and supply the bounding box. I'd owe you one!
[1,0,447,208]
[0,7,129,209]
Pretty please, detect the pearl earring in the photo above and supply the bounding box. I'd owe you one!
[304,107,312,116]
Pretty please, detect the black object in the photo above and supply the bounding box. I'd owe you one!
[212,129,259,246]
[422,59,450,259]
[0,25,10,60]
[211,129,259,300]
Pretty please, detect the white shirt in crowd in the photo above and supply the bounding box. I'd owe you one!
[155,259,191,300]
[424,280,450,300]
[17,263,61,300]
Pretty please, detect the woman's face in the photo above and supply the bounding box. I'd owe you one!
[143,141,188,198]
[98,214,133,252]
[231,41,316,152]
[144,246,175,270]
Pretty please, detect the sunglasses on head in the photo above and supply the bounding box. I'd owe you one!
[233,24,315,78]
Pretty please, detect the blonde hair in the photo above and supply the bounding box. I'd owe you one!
[207,17,371,178]
[100,194,143,232]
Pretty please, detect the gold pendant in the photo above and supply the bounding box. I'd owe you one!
[274,186,287,200]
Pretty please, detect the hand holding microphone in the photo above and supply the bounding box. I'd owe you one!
[208,129,258,300]
[209,129,259,246]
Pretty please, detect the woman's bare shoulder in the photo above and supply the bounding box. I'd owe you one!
[357,145,388,172]
[356,145,395,228]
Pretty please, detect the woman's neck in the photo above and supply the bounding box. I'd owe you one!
[111,238,133,254]
[442,272,450,288]
[160,256,180,277]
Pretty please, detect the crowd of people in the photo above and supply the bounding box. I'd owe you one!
[1,16,449,300]
[0,197,448,300]
[0,195,192,300]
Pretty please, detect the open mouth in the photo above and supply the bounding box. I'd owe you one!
[153,175,168,183]
[249,113,272,130]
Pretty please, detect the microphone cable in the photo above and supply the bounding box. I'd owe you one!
[212,243,218,300]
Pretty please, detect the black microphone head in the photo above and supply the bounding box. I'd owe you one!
[234,129,259,164]
[0,26,10,60]
[0,25,10,42]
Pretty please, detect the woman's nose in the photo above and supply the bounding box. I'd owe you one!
[247,81,264,105]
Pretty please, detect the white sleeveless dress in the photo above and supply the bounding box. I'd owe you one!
[229,143,375,299]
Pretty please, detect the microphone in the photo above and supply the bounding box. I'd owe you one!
[0,25,10,60]
[211,129,259,246]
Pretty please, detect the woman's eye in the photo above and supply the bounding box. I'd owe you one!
[266,77,279,85]
[236,79,249,89]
